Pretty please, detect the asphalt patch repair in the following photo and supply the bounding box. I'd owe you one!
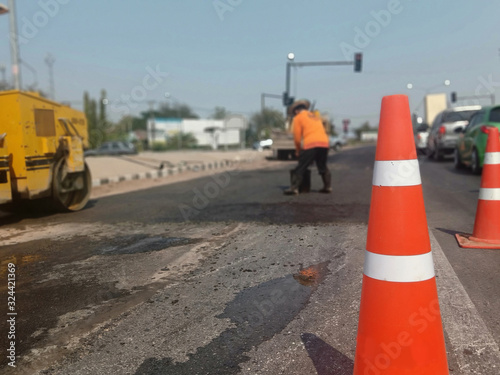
[134,262,330,375]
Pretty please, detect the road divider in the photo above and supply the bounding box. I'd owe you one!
[91,158,254,188]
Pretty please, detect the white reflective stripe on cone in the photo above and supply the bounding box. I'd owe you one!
[372,159,421,187]
[363,250,435,282]
[478,188,500,201]
[483,152,500,165]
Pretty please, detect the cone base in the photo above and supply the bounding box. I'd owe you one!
[455,233,500,249]
[354,276,449,374]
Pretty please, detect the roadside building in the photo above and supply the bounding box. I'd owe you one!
[147,118,241,149]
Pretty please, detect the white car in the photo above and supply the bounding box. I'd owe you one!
[253,139,273,150]
[329,136,347,151]
[414,123,430,155]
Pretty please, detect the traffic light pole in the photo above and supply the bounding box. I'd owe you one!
[261,93,282,112]
[451,92,495,105]
[283,54,362,111]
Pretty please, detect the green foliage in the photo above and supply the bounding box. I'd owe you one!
[249,108,286,139]
[84,90,112,148]
[167,132,198,149]
[355,121,377,140]
[0,81,12,91]
[156,102,199,119]
[151,132,198,151]
[211,106,228,120]
[131,102,200,132]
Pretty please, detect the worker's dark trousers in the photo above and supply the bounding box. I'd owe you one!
[290,147,330,190]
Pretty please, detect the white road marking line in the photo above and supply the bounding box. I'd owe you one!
[430,231,500,373]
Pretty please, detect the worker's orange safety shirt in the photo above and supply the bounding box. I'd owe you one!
[292,110,329,152]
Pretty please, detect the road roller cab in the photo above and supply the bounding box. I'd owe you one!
[0,90,92,211]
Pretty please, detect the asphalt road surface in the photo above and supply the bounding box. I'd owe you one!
[0,146,499,375]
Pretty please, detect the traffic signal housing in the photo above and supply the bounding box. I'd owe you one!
[282,92,294,106]
[451,91,457,103]
[354,53,362,73]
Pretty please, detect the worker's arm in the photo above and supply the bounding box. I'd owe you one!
[293,117,302,156]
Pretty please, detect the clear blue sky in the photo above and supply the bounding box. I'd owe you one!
[0,0,499,127]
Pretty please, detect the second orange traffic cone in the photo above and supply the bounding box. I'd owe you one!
[456,127,500,249]
[353,95,449,374]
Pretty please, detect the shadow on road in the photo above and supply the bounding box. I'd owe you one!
[301,333,354,375]
[135,263,331,375]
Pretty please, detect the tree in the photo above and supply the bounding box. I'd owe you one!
[0,81,12,91]
[128,102,200,132]
[211,106,228,120]
[156,102,199,119]
[99,89,107,126]
[84,90,113,148]
[249,108,286,139]
[355,121,377,140]
[167,132,197,149]
[87,97,99,148]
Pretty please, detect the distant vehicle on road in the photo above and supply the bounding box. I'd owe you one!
[252,139,273,150]
[329,136,347,151]
[414,123,430,154]
[454,105,500,174]
[85,141,138,157]
[427,106,481,160]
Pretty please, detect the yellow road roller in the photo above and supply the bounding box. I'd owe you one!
[0,90,91,211]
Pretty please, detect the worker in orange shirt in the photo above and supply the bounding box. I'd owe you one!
[284,99,332,195]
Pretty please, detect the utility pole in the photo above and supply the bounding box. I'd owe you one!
[148,101,156,148]
[0,64,6,85]
[45,53,55,100]
[283,53,363,114]
[7,0,21,90]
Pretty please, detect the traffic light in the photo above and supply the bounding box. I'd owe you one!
[354,52,362,72]
[283,92,294,106]
[282,92,289,106]
[451,91,457,103]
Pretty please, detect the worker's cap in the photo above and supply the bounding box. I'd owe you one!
[288,99,311,115]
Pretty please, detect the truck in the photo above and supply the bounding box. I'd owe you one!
[0,90,92,212]
[271,110,332,160]
[270,125,296,160]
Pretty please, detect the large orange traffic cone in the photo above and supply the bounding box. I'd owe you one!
[353,95,449,374]
[455,127,500,249]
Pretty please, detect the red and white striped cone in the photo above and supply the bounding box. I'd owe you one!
[353,95,449,374]
[456,126,500,249]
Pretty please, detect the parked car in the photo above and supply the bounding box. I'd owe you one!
[84,141,138,157]
[427,106,481,160]
[454,105,500,174]
[414,123,430,155]
[329,136,347,151]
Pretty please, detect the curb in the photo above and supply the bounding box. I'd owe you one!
[91,158,253,187]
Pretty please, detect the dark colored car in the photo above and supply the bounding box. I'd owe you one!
[84,141,138,157]
[454,105,500,174]
[427,106,481,160]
